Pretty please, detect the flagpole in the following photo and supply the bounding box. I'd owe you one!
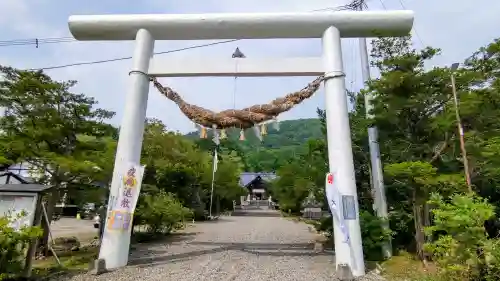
[208,146,218,218]
[208,124,220,219]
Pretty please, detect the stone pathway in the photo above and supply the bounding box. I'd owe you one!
[58,209,384,281]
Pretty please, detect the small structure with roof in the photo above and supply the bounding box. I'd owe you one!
[0,170,52,277]
[0,170,52,230]
[0,170,33,185]
[239,172,276,200]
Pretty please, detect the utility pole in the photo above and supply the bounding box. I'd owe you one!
[357,4,392,259]
[450,63,472,192]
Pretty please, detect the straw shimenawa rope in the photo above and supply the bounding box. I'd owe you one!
[150,76,325,129]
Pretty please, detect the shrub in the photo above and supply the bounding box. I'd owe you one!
[425,193,500,281]
[134,191,193,235]
[359,210,393,261]
[0,212,43,280]
[314,210,392,261]
[315,215,333,234]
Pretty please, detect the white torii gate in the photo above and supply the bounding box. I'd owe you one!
[68,10,413,278]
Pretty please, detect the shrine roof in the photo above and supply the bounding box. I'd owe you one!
[0,184,52,193]
[239,172,276,187]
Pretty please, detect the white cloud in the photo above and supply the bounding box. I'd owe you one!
[0,0,499,133]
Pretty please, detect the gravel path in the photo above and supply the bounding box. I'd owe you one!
[59,209,385,281]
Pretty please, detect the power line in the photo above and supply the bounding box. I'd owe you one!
[0,36,74,44]
[31,39,239,70]
[393,0,425,47]
[376,0,388,10]
[0,37,76,48]
[373,0,425,48]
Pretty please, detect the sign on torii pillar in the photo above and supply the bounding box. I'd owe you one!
[68,10,413,277]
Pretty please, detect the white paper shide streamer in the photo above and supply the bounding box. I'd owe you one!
[325,172,350,243]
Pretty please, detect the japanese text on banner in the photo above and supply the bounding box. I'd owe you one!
[115,164,144,213]
[108,163,145,232]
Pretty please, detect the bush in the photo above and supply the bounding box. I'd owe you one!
[314,210,392,261]
[134,191,193,235]
[315,215,333,234]
[425,193,500,281]
[0,212,43,280]
[359,210,393,261]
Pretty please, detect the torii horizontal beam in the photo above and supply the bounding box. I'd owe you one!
[68,10,413,41]
[148,57,324,77]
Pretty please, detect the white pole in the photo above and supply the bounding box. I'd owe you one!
[322,26,365,277]
[208,148,217,218]
[359,37,392,258]
[98,28,154,269]
[450,73,472,191]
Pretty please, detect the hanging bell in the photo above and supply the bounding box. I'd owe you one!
[260,124,267,136]
[200,127,207,139]
[239,129,245,141]
[232,47,246,58]
[220,129,227,139]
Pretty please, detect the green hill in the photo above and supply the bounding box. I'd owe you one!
[185,118,323,172]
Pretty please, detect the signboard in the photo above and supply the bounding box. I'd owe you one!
[342,195,356,220]
[107,163,145,232]
[0,193,38,231]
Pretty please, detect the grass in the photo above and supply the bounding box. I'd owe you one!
[32,246,99,279]
[63,232,98,245]
[280,212,439,280]
[284,212,438,280]
[381,251,437,281]
[31,227,186,279]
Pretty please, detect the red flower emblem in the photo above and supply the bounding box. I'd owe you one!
[327,174,334,184]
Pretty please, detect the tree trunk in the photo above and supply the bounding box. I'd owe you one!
[413,189,427,262]
[191,183,205,220]
[98,186,110,243]
[98,206,106,241]
[424,203,431,241]
[216,195,221,216]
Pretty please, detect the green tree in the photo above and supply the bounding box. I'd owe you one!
[268,35,500,269]
[384,161,437,260]
[188,119,322,172]
[358,36,479,260]
[141,119,209,218]
[140,119,243,219]
[0,66,116,253]
[271,162,313,213]
[461,39,500,208]
[211,149,246,212]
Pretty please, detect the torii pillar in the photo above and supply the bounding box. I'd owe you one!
[68,10,413,278]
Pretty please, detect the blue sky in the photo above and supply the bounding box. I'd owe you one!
[0,0,498,133]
